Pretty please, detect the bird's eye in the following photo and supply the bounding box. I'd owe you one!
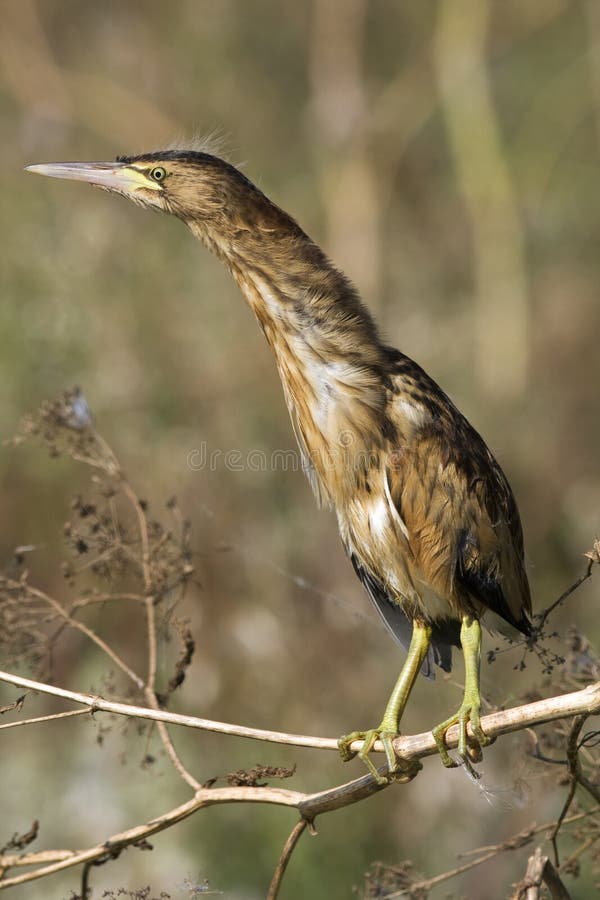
[150,166,166,182]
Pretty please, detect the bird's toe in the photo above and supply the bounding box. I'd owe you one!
[433,702,491,771]
[337,731,363,762]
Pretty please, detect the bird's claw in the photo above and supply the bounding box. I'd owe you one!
[338,728,422,785]
[337,730,362,762]
[432,701,492,770]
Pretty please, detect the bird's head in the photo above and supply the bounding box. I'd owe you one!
[25,150,260,225]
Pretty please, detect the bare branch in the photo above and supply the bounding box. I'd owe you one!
[0,791,233,888]
[267,819,308,900]
[386,847,502,898]
[0,708,91,730]
[0,669,338,749]
[2,578,144,690]
[1,670,599,762]
[0,850,75,869]
[513,846,572,900]
[0,774,379,890]
[550,716,587,866]
[70,592,145,609]
[4,668,598,893]
[535,555,596,634]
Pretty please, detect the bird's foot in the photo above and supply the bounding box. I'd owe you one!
[432,697,491,773]
[338,728,422,785]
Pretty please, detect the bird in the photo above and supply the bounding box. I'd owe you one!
[26,147,532,783]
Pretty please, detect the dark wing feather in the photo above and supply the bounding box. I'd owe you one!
[385,349,532,638]
[349,553,454,678]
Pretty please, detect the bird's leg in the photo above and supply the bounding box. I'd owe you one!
[338,621,431,784]
[432,615,490,769]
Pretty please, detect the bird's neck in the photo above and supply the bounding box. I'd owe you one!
[187,216,388,506]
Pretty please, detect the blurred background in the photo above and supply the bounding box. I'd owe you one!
[1,1,599,897]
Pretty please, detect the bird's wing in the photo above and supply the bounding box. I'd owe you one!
[385,351,532,636]
[349,552,453,678]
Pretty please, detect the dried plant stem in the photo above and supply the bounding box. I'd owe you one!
[0,790,228,888]
[143,662,202,791]
[559,834,600,877]
[70,592,145,609]
[391,848,505,898]
[458,807,600,861]
[13,581,144,690]
[1,670,599,758]
[120,479,152,593]
[535,559,594,633]
[267,819,308,900]
[2,787,597,892]
[4,662,599,894]
[550,715,587,866]
[0,771,383,889]
[154,716,201,791]
[133,477,202,791]
[515,846,572,900]
[0,707,91,730]
[144,596,158,689]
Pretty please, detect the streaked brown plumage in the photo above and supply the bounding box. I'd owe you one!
[26,149,532,781]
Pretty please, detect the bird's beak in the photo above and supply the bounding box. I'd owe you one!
[24,161,160,193]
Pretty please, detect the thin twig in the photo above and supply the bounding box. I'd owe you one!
[0,671,334,748]
[0,708,91,730]
[120,480,152,594]
[144,682,202,791]
[457,807,600,858]
[80,861,91,900]
[124,475,201,792]
[11,580,144,690]
[267,819,308,900]
[0,850,75,868]
[535,560,594,633]
[388,847,502,898]
[550,715,587,866]
[144,595,158,693]
[70,592,145,609]
[142,580,199,787]
[559,833,600,877]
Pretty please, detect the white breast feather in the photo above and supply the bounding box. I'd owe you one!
[383,469,409,540]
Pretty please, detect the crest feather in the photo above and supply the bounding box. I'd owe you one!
[162,128,233,160]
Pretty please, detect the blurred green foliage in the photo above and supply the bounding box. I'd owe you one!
[1,1,599,897]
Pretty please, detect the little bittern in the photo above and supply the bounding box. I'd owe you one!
[26,149,532,783]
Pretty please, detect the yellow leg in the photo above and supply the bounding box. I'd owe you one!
[338,621,431,784]
[432,615,490,769]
